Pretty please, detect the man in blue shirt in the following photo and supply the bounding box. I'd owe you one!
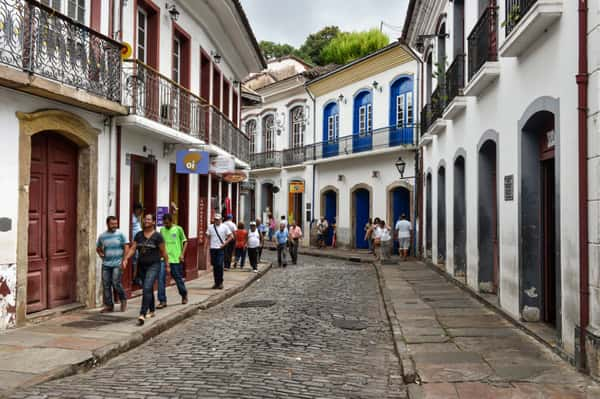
[96,216,129,312]
[274,222,289,268]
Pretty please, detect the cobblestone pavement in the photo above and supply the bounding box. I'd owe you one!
[10,254,405,399]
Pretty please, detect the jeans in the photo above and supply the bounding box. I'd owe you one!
[234,247,246,267]
[277,243,287,267]
[224,240,235,269]
[158,261,188,303]
[289,239,299,264]
[248,247,259,270]
[139,262,160,316]
[102,266,126,307]
[210,248,224,286]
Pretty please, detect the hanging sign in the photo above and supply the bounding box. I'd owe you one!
[289,181,304,194]
[210,155,235,174]
[223,170,248,183]
[176,150,210,174]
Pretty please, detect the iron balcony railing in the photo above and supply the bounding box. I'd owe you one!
[0,0,122,102]
[283,146,306,166]
[421,85,446,134]
[467,6,498,81]
[122,59,249,162]
[505,0,537,35]
[250,151,282,169]
[446,54,465,106]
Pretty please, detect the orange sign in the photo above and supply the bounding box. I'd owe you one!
[223,171,248,183]
[121,42,132,59]
[289,182,304,194]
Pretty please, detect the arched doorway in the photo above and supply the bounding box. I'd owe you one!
[453,155,467,279]
[322,189,337,246]
[28,133,78,313]
[389,186,411,255]
[478,138,498,294]
[437,165,447,264]
[288,180,304,231]
[426,172,433,258]
[260,182,274,220]
[352,188,370,249]
[520,109,560,327]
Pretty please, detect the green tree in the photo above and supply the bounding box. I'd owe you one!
[259,40,298,60]
[320,29,389,65]
[298,26,341,66]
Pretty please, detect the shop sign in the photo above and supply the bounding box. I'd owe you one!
[176,151,209,174]
[223,170,248,183]
[289,181,304,194]
[156,206,169,227]
[210,155,235,174]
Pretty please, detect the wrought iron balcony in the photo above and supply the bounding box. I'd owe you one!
[283,147,306,166]
[467,6,498,81]
[446,55,465,105]
[505,0,537,35]
[421,86,446,134]
[123,60,249,162]
[0,0,122,102]
[250,151,282,169]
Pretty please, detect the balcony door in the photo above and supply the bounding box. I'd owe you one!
[353,90,373,153]
[322,102,339,158]
[390,77,414,146]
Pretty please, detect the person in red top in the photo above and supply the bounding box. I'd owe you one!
[288,221,303,265]
[233,222,248,269]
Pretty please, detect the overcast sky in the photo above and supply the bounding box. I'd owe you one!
[240,0,409,47]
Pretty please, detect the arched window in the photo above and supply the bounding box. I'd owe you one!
[245,120,257,153]
[353,90,373,136]
[262,114,275,152]
[290,106,305,148]
[323,102,339,142]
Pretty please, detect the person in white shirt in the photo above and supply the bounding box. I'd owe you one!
[223,214,237,269]
[205,214,233,289]
[378,220,393,262]
[395,213,412,261]
[246,221,262,273]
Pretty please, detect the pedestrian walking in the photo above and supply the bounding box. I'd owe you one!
[256,218,267,262]
[268,214,276,241]
[378,220,393,262]
[274,222,289,267]
[131,203,144,286]
[247,221,262,273]
[280,215,288,229]
[123,214,169,326]
[234,222,248,269]
[395,213,412,261]
[364,218,374,254]
[317,217,328,249]
[157,214,188,307]
[96,216,129,313]
[288,221,302,264]
[223,214,237,269]
[205,214,233,290]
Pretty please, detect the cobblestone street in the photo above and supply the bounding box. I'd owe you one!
[10,254,405,399]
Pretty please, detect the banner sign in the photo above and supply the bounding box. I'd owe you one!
[176,151,209,174]
[289,181,304,194]
[210,155,235,174]
[156,206,169,227]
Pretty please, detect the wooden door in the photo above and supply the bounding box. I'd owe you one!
[28,134,77,313]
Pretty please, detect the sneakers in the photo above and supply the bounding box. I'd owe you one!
[157,302,167,309]
[137,316,145,326]
[147,311,155,318]
[120,300,127,312]
[100,306,114,313]
[217,284,224,289]
[182,296,188,305]
[253,269,258,273]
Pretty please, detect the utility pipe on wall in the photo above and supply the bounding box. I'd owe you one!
[577,0,589,369]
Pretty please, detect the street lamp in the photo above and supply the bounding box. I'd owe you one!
[395,156,406,178]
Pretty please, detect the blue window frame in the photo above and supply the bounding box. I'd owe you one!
[390,76,414,146]
[353,90,373,153]
[322,101,339,158]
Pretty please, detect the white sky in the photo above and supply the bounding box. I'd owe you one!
[240,0,410,47]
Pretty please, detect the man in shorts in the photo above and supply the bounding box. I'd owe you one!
[395,214,412,261]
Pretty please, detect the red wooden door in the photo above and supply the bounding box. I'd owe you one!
[28,134,77,313]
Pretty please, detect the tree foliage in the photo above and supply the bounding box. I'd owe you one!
[298,26,341,66]
[259,41,300,61]
[320,29,389,65]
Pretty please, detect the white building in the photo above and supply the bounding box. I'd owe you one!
[243,44,421,249]
[403,0,600,374]
[0,0,264,329]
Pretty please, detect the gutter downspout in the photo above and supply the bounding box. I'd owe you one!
[577,0,589,370]
[305,84,317,240]
[418,49,425,257]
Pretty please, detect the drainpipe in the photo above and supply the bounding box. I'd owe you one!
[418,48,425,257]
[305,84,317,236]
[577,0,589,368]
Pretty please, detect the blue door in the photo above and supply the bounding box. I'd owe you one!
[322,102,339,158]
[324,190,337,246]
[354,189,370,249]
[390,77,414,146]
[392,187,411,254]
[353,90,373,153]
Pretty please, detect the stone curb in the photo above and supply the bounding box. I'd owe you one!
[297,248,371,263]
[0,263,272,399]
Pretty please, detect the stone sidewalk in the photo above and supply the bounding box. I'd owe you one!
[0,262,271,398]
[379,261,600,399]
